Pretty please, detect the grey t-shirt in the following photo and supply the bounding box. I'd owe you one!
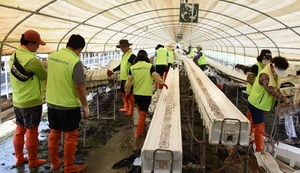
[73,61,85,84]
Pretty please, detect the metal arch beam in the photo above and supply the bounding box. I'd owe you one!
[0,1,56,57]
[186,25,239,55]
[0,0,56,103]
[221,0,300,39]
[101,27,163,53]
[191,24,246,58]
[97,8,207,52]
[2,4,280,55]
[59,0,142,52]
[125,19,240,56]
[1,1,295,55]
[188,31,227,55]
[199,9,280,56]
[192,28,231,55]
[101,8,225,52]
[131,25,224,54]
[189,16,258,56]
[95,6,281,55]
[98,8,260,56]
[85,7,171,52]
[134,25,228,55]
[133,27,175,50]
[0,2,139,51]
[99,12,256,57]
[129,24,197,49]
[133,26,176,50]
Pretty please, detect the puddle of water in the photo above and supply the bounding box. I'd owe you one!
[0,117,53,173]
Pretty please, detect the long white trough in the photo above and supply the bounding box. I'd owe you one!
[184,58,250,146]
[141,67,182,173]
[206,58,247,84]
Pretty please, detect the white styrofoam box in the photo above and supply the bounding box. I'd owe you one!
[274,142,300,168]
[185,59,250,146]
[90,69,108,81]
[142,67,182,173]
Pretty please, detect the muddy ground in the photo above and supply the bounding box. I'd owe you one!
[2,73,300,173]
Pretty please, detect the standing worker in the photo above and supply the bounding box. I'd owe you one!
[165,43,175,80]
[245,49,272,140]
[186,45,195,58]
[107,39,136,116]
[46,34,90,172]
[10,30,48,168]
[153,44,168,89]
[193,45,207,71]
[248,56,290,152]
[125,50,168,139]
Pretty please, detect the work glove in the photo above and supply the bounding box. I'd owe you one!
[83,105,90,119]
[107,69,113,77]
[162,83,168,89]
[284,98,291,104]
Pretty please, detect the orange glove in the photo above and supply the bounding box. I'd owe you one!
[107,69,113,77]
[162,84,168,89]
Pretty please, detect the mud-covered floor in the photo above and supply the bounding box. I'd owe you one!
[1,77,300,173]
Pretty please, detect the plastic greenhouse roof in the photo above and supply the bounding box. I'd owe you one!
[0,0,300,62]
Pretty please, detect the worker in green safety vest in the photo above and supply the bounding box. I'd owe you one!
[248,56,290,152]
[245,49,272,143]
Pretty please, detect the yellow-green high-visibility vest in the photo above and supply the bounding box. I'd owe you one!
[246,62,264,95]
[46,48,81,107]
[167,50,174,64]
[197,50,206,65]
[120,49,134,80]
[130,61,153,96]
[9,47,44,108]
[248,64,280,111]
[155,48,168,65]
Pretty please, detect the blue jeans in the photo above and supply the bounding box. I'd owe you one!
[248,102,264,124]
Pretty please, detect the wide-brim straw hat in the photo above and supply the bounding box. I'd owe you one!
[116,39,132,48]
[166,43,174,50]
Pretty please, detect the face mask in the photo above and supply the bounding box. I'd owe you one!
[262,59,271,65]
[274,66,288,77]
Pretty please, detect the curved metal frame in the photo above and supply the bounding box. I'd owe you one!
[1,1,299,55]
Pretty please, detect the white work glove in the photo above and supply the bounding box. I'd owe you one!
[284,98,291,104]
[83,105,90,119]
